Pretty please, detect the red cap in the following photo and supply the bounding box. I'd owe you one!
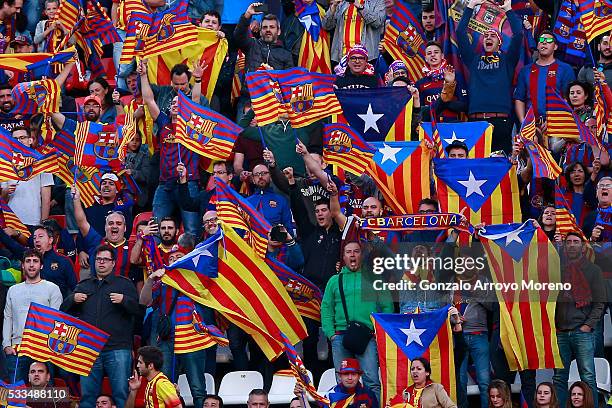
[337,358,363,374]
[83,95,102,106]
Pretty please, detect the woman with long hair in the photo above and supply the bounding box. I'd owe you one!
[535,382,559,408]
[88,76,117,124]
[567,381,595,408]
[487,380,511,408]
[565,81,593,122]
[562,162,597,227]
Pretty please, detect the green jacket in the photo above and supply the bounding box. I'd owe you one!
[321,266,393,339]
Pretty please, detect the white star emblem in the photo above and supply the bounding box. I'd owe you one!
[457,171,487,197]
[443,131,466,145]
[503,225,525,245]
[357,103,384,133]
[191,248,213,268]
[378,143,402,164]
[400,320,427,347]
[299,14,317,32]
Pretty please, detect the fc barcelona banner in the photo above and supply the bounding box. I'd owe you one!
[359,213,473,233]
[19,303,110,376]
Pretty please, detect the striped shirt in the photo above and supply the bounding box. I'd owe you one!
[83,229,132,278]
[144,372,182,408]
[156,112,200,182]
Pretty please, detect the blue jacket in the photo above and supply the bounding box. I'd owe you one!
[247,187,295,232]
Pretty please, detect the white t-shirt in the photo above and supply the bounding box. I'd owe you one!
[1,173,54,225]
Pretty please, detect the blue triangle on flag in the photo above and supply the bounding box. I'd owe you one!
[336,87,411,141]
[479,221,537,262]
[168,231,221,277]
[372,306,450,360]
[420,121,490,152]
[371,141,420,175]
[434,157,511,212]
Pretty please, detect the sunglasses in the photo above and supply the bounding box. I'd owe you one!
[538,37,555,44]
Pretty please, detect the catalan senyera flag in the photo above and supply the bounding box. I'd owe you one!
[578,0,612,42]
[0,380,26,408]
[323,123,375,176]
[174,296,229,354]
[162,225,307,360]
[517,108,562,179]
[373,307,456,406]
[19,303,110,376]
[0,53,55,72]
[545,87,596,143]
[120,0,198,64]
[11,79,61,114]
[383,0,427,83]
[246,67,341,128]
[176,91,241,161]
[55,154,100,208]
[0,128,57,182]
[231,50,245,104]
[434,158,522,242]
[366,141,431,214]
[296,1,331,74]
[478,222,563,370]
[418,121,492,158]
[593,83,611,142]
[0,198,30,238]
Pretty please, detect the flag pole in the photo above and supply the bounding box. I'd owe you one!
[12,352,19,384]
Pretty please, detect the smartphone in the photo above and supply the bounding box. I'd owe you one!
[597,63,605,72]
[270,224,288,242]
[254,3,268,13]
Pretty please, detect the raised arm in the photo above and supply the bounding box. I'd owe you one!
[138,59,160,121]
[70,185,91,237]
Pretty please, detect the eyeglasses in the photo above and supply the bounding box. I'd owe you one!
[203,218,218,225]
[17,136,33,141]
[349,56,367,62]
[598,184,612,189]
[253,171,270,177]
[95,257,114,263]
[538,37,554,44]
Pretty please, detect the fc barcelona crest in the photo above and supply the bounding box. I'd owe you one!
[48,321,81,355]
[285,279,314,301]
[269,80,283,103]
[12,152,34,178]
[328,130,352,154]
[26,83,49,106]
[187,113,216,145]
[157,14,176,42]
[192,311,208,335]
[290,83,314,113]
[398,25,422,57]
[94,131,118,160]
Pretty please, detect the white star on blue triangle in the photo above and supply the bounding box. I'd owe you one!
[372,141,420,175]
[479,221,537,261]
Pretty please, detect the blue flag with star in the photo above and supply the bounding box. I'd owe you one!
[371,141,421,175]
[478,221,537,262]
[335,87,411,141]
[419,121,492,158]
[295,0,321,41]
[167,231,221,277]
[372,306,450,360]
[433,158,512,212]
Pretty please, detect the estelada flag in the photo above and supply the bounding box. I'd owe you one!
[434,158,522,240]
[162,225,307,360]
[373,307,456,405]
[418,121,492,158]
[323,123,375,176]
[0,127,57,182]
[176,91,241,161]
[478,222,563,370]
[11,79,60,114]
[19,303,110,376]
[246,67,341,128]
[334,87,412,142]
[383,0,427,83]
[366,141,431,214]
[174,296,228,354]
[295,1,331,74]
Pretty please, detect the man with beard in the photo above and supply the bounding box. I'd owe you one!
[457,0,522,152]
[553,232,605,406]
[578,34,612,85]
[26,362,71,408]
[85,172,134,237]
[0,84,25,133]
[51,94,104,131]
[130,216,178,267]
[3,249,62,383]
[247,163,295,231]
[72,185,132,278]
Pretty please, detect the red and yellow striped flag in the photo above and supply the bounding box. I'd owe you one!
[342,4,364,56]
[0,198,29,238]
[174,297,229,354]
[231,50,245,104]
[55,154,100,208]
[578,0,612,42]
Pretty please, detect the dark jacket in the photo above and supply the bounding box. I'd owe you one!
[61,274,140,351]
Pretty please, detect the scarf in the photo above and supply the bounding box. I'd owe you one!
[402,380,433,408]
[563,255,592,308]
[334,53,375,77]
[480,52,501,65]
[422,59,447,80]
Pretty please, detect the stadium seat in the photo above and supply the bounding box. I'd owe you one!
[604,312,612,347]
[205,372,215,395]
[568,358,611,393]
[268,370,314,404]
[218,371,264,405]
[178,374,193,407]
[317,368,337,396]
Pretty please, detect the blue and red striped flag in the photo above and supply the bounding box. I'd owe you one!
[246,67,341,128]
[517,107,562,179]
[174,296,228,354]
[73,122,123,172]
[383,0,427,83]
[323,123,375,176]
[0,198,29,238]
[578,0,612,42]
[545,87,601,147]
[0,380,27,408]
[176,91,241,161]
[19,303,110,376]
[0,128,57,182]
[11,79,61,114]
[25,49,76,79]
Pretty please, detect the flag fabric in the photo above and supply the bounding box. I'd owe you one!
[554,185,589,240]
[176,91,241,160]
[231,50,245,104]
[434,158,522,239]
[366,141,431,214]
[545,87,599,146]
[423,106,444,158]
[418,121,492,158]
[11,79,61,114]
[246,67,341,128]
[25,49,76,79]
[334,87,412,142]
[120,0,199,64]
[73,121,123,171]
[383,0,427,83]
[0,380,26,408]
[174,296,228,354]
[163,226,307,360]
[478,222,563,370]
[0,198,30,238]
[322,123,375,175]
[19,303,110,376]
[55,154,101,208]
[0,128,57,182]
[0,53,55,72]
[373,307,456,405]
[296,2,331,74]
[578,0,612,42]
[54,0,80,43]
[517,108,562,179]
[593,83,611,142]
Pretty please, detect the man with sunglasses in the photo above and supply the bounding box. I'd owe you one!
[514,30,575,123]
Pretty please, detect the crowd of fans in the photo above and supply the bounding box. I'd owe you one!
[0,0,609,407]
